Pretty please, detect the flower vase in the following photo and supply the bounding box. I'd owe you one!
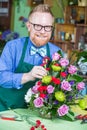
[39,110,52,119]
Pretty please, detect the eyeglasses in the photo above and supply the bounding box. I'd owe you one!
[29,21,53,32]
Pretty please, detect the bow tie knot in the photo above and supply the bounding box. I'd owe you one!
[30,46,46,57]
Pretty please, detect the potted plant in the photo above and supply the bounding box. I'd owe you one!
[69,50,87,75]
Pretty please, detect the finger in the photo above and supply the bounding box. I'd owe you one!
[35,75,43,79]
[38,66,47,71]
[37,66,47,74]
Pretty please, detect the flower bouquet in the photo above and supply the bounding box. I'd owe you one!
[25,50,85,121]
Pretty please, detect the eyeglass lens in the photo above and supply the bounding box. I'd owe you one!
[30,22,53,32]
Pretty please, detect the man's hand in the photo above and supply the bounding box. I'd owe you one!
[21,66,47,84]
[30,66,47,79]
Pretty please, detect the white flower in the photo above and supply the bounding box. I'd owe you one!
[35,93,39,98]
[25,88,33,103]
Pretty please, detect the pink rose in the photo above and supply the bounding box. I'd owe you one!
[57,104,69,116]
[33,97,43,108]
[52,52,61,61]
[61,80,72,91]
[59,58,69,67]
[47,85,54,94]
[76,82,85,90]
[32,85,39,94]
[68,65,77,74]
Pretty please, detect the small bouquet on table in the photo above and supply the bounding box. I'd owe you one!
[25,50,86,121]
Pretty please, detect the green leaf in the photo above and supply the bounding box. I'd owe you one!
[59,112,75,121]
[51,71,59,77]
[72,50,87,63]
[57,50,63,57]
[68,110,75,116]
[69,74,83,82]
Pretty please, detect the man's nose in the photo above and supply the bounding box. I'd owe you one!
[40,27,45,33]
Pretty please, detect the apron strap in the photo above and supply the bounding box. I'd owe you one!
[19,37,29,64]
[46,43,50,58]
[15,37,29,72]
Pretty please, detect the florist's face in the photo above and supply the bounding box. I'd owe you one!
[26,12,54,47]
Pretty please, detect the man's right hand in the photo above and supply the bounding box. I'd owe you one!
[21,66,47,85]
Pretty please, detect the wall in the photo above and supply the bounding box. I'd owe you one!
[13,0,30,37]
[51,0,68,18]
[13,0,68,37]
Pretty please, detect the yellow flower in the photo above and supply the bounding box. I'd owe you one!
[42,75,52,84]
[51,65,61,71]
[79,99,87,110]
[55,91,65,102]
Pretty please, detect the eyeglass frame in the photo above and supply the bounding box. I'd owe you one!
[29,21,54,32]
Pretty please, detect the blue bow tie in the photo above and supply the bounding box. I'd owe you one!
[30,46,46,57]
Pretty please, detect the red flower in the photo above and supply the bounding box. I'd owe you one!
[35,120,41,128]
[43,56,50,64]
[54,63,60,66]
[38,86,47,92]
[36,120,41,125]
[34,120,41,128]
[39,93,46,98]
[43,128,47,130]
[60,72,67,78]
[52,77,61,85]
[41,63,46,67]
[30,126,35,130]
[41,125,45,128]
[37,81,42,86]
[46,68,50,71]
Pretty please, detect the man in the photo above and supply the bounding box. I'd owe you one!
[0,4,62,111]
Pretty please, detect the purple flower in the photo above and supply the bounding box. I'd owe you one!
[52,52,61,61]
[23,18,28,22]
[59,58,69,67]
[67,95,73,101]
[53,100,59,105]
[68,65,77,74]
[2,30,11,40]
[61,80,72,91]
[57,104,69,116]
[33,97,43,108]
[13,32,19,39]
[69,80,75,86]
[76,82,85,90]
[47,85,54,94]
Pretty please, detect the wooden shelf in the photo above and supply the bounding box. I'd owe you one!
[53,40,74,44]
[76,24,87,27]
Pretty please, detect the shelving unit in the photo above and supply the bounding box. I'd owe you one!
[0,0,12,31]
[65,5,87,25]
[0,0,12,55]
[53,6,87,52]
[53,23,76,51]
[64,5,87,48]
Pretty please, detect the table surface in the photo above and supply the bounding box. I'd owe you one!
[0,107,87,130]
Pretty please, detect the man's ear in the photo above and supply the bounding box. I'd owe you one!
[26,21,30,31]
